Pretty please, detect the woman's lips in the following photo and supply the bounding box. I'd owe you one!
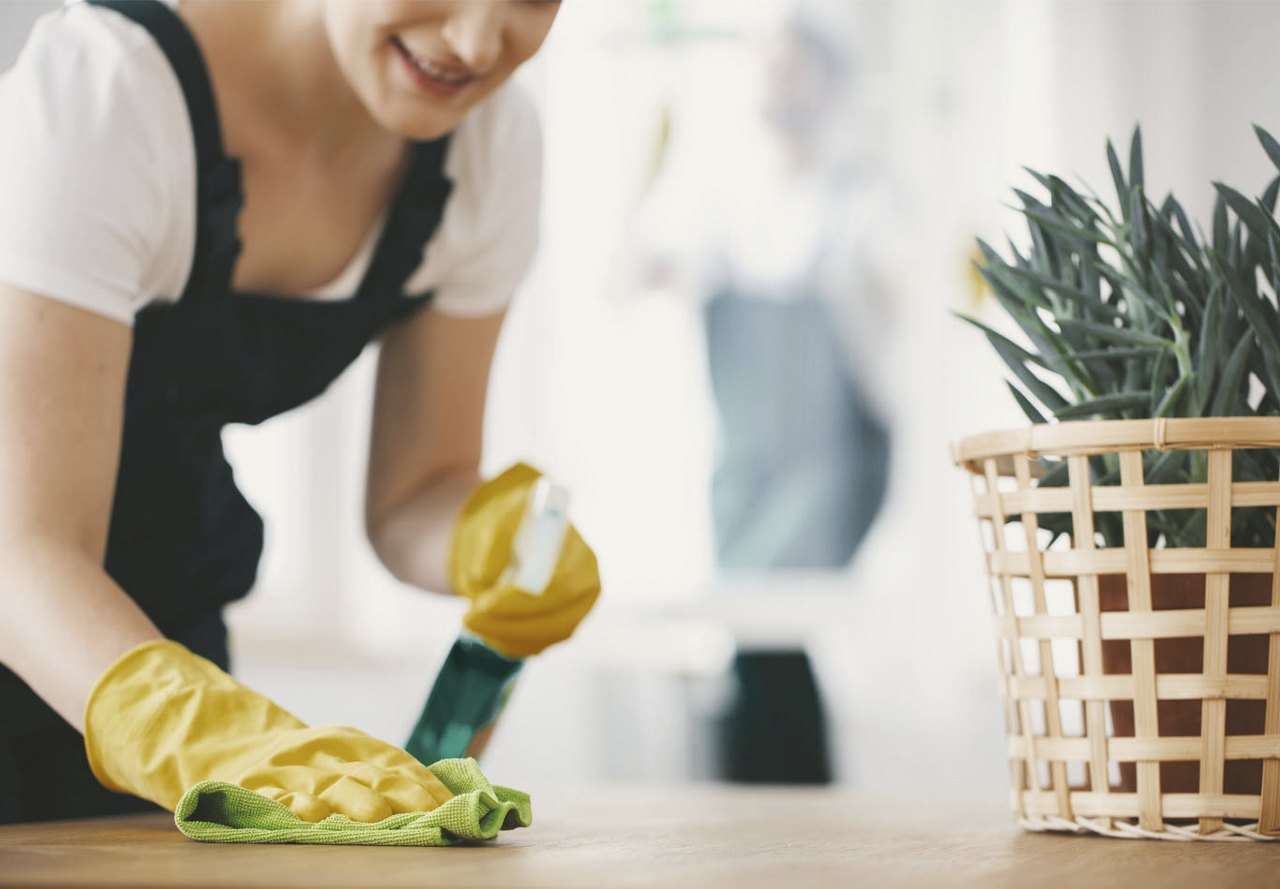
[390,37,476,99]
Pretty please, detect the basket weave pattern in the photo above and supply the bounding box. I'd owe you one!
[955,417,1280,841]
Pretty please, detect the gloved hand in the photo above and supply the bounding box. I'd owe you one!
[84,640,453,822]
[448,462,601,658]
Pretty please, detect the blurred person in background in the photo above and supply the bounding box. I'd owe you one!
[0,0,598,824]
[630,0,901,783]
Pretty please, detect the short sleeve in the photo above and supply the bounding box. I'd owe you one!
[0,6,194,326]
[421,82,542,317]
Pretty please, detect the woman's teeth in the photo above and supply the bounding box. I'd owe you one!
[397,40,470,84]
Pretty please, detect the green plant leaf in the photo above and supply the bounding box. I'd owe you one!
[1262,175,1280,214]
[1224,268,1280,363]
[1235,448,1276,485]
[1196,283,1220,369]
[999,264,1123,319]
[976,236,1008,265]
[988,336,1070,412]
[1019,205,1114,245]
[1261,347,1280,408]
[1255,124,1280,173]
[1194,303,1217,410]
[1045,173,1101,227]
[1210,203,1230,265]
[1163,194,1199,250]
[1214,182,1276,241]
[1053,392,1151,420]
[1038,459,1070,488]
[1024,169,1100,227]
[982,270,1101,395]
[1128,126,1145,193]
[1129,186,1149,252]
[1268,234,1280,291]
[957,308,1085,404]
[1107,138,1127,217]
[1079,245,1103,303]
[1209,334,1253,415]
[954,311,1050,368]
[979,263,1040,311]
[1028,219,1063,278]
[1006,380,1049,424]
[978,247,1054,312]
[1214,281,1239,348]
[1153,374,1190,417]
[1056,317,1171,348]
[1249,346,1280,409]
[1149,347,1172,403]
[1024,167,1052,191]
[984,280,1065,360]
[1067,347,1160,361]
[1144,448,1188,484]
[1178,509,1207,548]
[1154,198,1205,294]
[1152,275,1181,324]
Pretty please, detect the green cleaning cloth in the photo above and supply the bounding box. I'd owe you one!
[173,758,532,846]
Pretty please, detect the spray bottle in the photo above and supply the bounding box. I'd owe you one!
[405,477,571,763]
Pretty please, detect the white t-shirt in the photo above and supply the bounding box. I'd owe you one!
[0,1,542,326]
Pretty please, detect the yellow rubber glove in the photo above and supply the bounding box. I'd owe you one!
[448,462,601,659]
[84,640,453,823]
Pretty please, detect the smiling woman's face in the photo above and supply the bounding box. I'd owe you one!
[322,1,561,140]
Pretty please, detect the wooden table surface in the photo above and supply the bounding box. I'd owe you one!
[2,784,1278,888]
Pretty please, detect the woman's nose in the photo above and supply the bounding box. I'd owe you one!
[440,3,504,73]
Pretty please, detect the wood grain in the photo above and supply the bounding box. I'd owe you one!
[2,785,1279,888]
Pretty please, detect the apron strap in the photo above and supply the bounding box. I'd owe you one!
[357,137,454,301]
[88,0,244,297]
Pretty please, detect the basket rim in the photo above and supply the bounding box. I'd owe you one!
[953,416,1280,466]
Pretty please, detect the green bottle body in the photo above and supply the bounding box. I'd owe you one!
[406,474,570,764]
[404,633,523,763]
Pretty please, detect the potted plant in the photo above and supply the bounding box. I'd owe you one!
[954,126,1280,840]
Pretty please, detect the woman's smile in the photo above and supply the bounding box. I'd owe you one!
[390,35,478,99]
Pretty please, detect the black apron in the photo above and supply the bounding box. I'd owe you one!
[704,291,890,570]
[701,248,891,786]
[0,0,454,822]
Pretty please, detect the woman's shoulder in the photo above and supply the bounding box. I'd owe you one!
[446,80,541,182]
[0,1,195,324]
[405,81,543,315]
[4,2,187,132]
[19,1,170,67]
[470,80,540,140]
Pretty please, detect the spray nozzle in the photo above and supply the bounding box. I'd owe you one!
[503,477,571,596]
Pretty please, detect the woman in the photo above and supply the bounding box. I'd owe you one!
[624,0,899,786]
[0,0,599,824]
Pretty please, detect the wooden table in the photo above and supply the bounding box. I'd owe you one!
[2,784,1278,888]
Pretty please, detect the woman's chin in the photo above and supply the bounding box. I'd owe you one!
[373,103,462,143]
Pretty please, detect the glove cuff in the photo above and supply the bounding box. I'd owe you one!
[83,638,305,810]
[83,639,189,796]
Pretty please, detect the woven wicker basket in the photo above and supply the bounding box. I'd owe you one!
[954,417,1280,841]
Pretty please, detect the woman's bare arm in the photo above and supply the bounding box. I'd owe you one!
[364,302,509,594]
[0,283,161,732]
